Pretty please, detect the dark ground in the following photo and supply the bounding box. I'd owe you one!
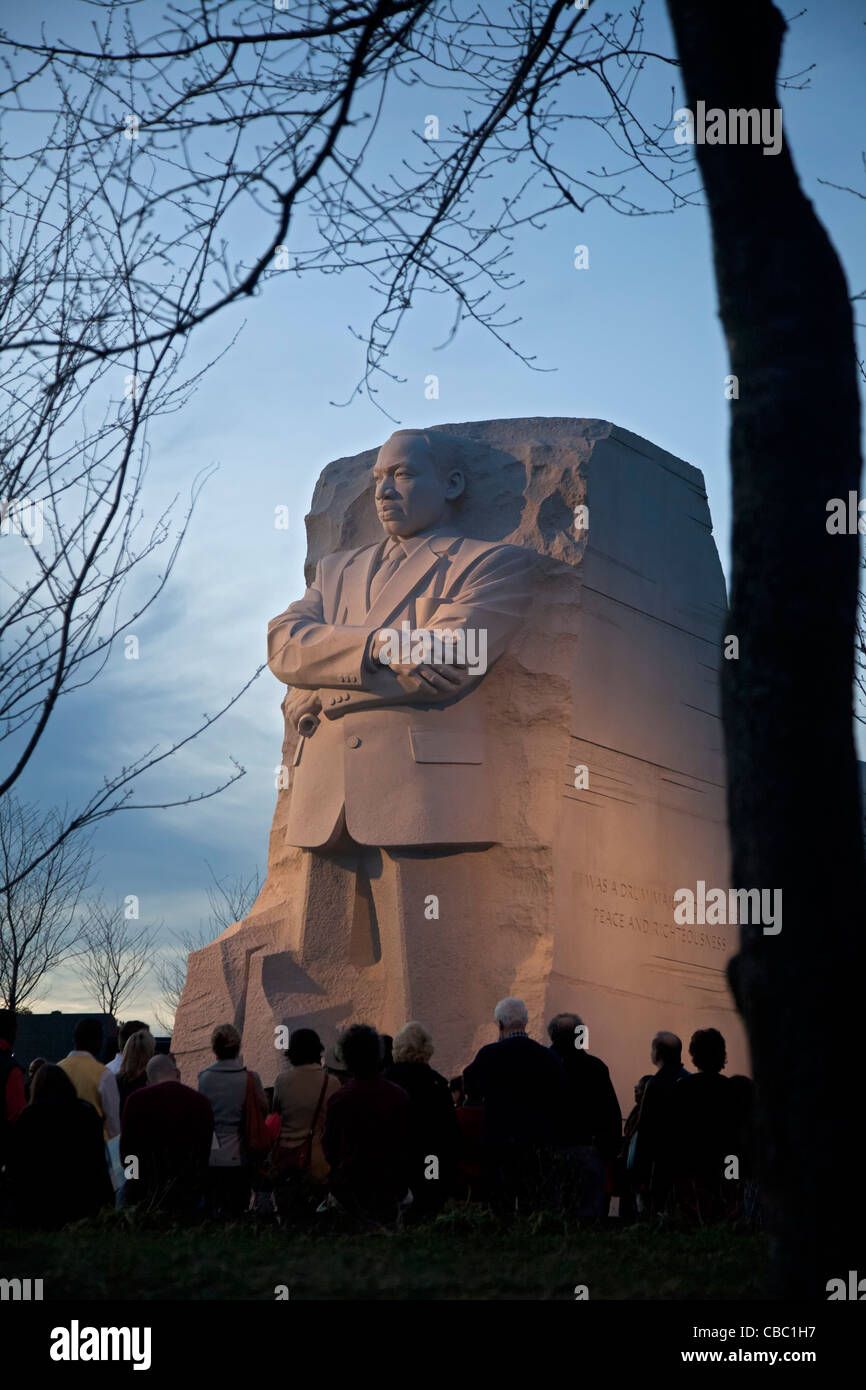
[0,1206,767,1300]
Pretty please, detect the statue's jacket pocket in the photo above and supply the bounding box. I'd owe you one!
[408,730,484,764]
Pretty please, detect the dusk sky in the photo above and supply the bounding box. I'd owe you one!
[8,0,866,1026]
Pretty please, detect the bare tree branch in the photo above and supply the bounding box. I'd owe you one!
[0,796,92,1010]
[76,897,159,1017]
[0,0,696,412]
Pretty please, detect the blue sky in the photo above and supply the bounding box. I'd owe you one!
[8,0,866,1024]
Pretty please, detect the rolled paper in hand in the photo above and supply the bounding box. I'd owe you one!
[297,713,319,736]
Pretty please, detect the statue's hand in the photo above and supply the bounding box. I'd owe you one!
[393,662,474,698]
[283,687,322,731]
[369,627,473,698]
[371,627,469,683]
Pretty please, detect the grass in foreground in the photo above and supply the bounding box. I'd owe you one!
[0,1205,767,1300]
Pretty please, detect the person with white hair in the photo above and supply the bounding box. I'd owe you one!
[493,997,529,1031]
[384,1021,458,1214]
[463,998,568,1210]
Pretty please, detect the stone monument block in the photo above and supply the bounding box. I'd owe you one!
[172,418,749,1108]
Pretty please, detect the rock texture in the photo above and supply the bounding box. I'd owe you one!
[172,418,749,1108]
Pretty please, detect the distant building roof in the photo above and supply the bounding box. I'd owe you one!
[12,1011,117,1070]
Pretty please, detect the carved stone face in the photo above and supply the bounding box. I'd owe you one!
[373,434,463,538]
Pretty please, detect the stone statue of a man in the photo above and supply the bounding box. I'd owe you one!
[267,428,536,851]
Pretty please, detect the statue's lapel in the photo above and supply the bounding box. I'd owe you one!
[345,541,386,623]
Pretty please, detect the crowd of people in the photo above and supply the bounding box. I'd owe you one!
[0,1000,758,1229]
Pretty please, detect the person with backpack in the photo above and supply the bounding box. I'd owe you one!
[271,1028,339,1220]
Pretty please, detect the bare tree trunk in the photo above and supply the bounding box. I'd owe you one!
[666,0,866,1297]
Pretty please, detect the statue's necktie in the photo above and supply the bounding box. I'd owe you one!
[368,539,407,606]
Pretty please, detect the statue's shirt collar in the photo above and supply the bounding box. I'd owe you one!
[392,528,460,558]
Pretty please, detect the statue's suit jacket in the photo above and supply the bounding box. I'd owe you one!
[267,532,536,848]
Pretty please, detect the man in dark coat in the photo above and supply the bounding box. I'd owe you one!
[631,1030,690,1211]
[547,1012,622,1218]
[463,997,568,1211]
